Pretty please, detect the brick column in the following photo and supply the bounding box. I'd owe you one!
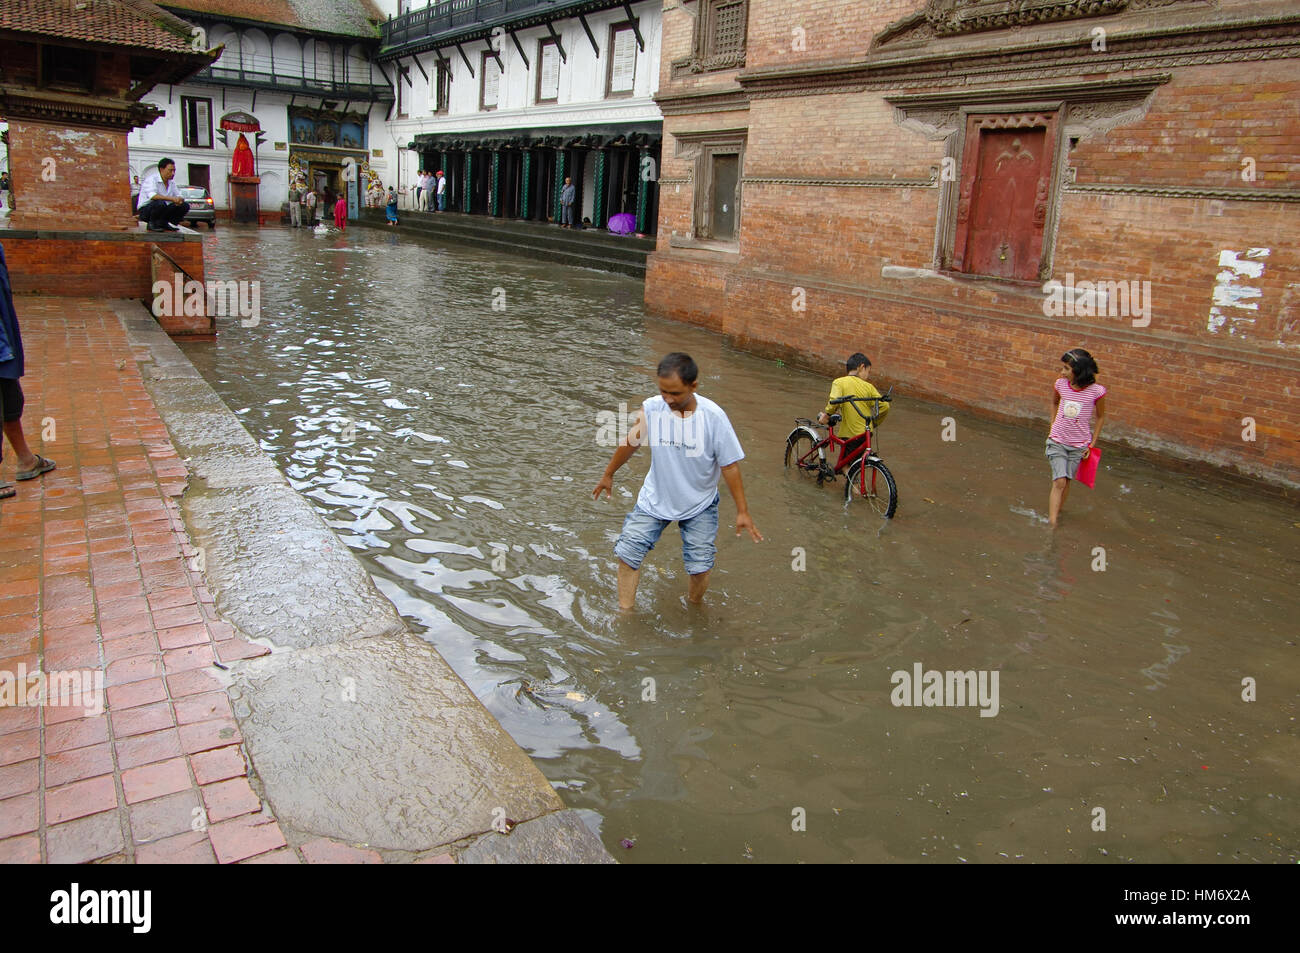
[8,119,136,230]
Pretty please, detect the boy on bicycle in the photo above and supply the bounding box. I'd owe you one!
[817,352,889,458]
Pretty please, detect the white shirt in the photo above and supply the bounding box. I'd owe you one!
[635,394,745,521]
[137,168,179,209]
[436,175,446,194]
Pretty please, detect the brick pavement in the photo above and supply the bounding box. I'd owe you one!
[0,296,454,864]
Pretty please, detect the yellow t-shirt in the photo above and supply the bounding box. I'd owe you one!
[824,375,888,439]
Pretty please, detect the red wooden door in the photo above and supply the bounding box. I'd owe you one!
[953,113,1057,281]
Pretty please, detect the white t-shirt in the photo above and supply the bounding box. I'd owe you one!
[636,394,745,521]
[436,175,447,195]
[137,168,179,209]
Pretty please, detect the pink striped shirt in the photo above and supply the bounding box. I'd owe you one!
[1050,379,1106,447]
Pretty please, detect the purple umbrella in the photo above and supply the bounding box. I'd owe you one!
[607,213,636,235]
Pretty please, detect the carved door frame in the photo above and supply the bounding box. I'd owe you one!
[948,104,1063,282]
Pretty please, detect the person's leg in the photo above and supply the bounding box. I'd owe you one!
[141,199,168,230]
[1048,477,1069,527]
[613,506,668,611]
[2,380,51,479]
[163,201,188,228]
[680,495,720,605]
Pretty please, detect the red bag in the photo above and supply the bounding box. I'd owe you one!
[1076,446,1101,488]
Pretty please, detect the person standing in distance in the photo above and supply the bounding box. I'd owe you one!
[593,352,762,610]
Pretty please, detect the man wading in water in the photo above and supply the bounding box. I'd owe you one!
[593,352,762,610]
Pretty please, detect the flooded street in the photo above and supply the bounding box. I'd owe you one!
[182,224,1298,863]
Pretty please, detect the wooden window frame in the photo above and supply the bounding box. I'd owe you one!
[536,38,560,104]
[480,51,501,112]
[435,58,452,114]
[396,64,410,118]
[670,130,747,250]
[181,96,213,150]
[606,23,637,99]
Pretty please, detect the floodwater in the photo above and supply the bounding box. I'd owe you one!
[182,224,1299,863]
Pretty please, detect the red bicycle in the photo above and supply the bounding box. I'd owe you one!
[783,392,897,518]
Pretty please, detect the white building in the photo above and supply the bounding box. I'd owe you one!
[129,1,392,217]
[369,0,663,232]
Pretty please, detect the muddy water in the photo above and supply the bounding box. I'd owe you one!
[182,224,1298,863]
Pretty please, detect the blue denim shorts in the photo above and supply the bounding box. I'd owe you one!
[614,494,720,575]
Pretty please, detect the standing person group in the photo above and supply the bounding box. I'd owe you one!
[0,243,56,501]
[415,170,436,211]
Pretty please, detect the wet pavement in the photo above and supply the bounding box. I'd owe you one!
[0,294,601,863]
[183,223,1299,864]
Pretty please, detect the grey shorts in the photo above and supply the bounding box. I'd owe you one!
[1046,438,1087,481]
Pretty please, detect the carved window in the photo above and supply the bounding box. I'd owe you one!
[708,0,748,59]
[951,111,1060,281]
[676,0,748,74]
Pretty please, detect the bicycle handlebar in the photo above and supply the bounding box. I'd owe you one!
[828,395,892,405]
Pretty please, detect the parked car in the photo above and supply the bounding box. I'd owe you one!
[179,185,216,229]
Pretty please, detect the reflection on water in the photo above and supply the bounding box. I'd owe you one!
[183,225,1299,863]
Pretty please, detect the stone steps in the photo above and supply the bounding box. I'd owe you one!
[355,208,651,279]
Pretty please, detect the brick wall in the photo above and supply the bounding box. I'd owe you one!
[7,120,135,230]
[2,234,206,328]
[647,8,1300,488]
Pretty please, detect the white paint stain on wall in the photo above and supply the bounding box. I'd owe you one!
[1207,247,1269,336]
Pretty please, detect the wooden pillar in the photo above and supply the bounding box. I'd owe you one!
[553,149,566,223]
[635,146,650,235]
[462,151,472,213]
[521,151,532,220]
[490,150,501,217]
[592,149,607,228]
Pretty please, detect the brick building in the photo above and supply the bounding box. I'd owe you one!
[646,0,1300,489]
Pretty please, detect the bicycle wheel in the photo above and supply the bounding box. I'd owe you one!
[784,430,822,481]
[844,457,897,518]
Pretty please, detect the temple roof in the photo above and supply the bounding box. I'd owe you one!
[0,0,199,54]
[161,0,385,38]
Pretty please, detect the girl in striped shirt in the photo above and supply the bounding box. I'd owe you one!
[1046,348,1106,527]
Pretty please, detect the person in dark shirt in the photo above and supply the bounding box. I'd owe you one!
[0,243,56,499]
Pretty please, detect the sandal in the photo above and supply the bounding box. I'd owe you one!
[0,482,14,499]
[16,455,56,481]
